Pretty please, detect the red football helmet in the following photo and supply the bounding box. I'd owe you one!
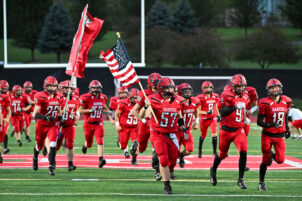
[230,74,247,95]
[129,88,139,104]
[12,85,22,97]
[157,77,175,97]
[23,81,33,93]
[0,80,9,93]
[44,76,58,94]
[201,81,213,94]
[266,78,283,97]
[89,80,102,95]
[61,80,74,97]
[73,88,80,96]
[147,73,161,89]
[117,86,129,99]
[178,83,193,98]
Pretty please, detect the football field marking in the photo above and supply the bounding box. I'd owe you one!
[0,192,302,198]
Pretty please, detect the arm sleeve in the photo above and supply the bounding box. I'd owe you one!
[257,114,273,128]
[220,105,236,117]
[285,111,289,132]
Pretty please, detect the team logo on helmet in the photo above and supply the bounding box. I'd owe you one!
[178,83,193,99]
[44,76,58,94]
[201,81,213,94]
[266,78,283,97]
[147,73,161,89]
[230,74,247,96]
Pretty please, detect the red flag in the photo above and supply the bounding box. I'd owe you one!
[66,5,103,78]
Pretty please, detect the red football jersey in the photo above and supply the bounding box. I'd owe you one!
[10,94,30,115]
[220,90,250,128]
[60,96,79,126]
[136,89,154,107]
[117,98,138,128]
[245,86,258,110]
[258,95,292,133]
[149,94,185,133]
[24,90,37,114]
[196,93,219,119]
[109,96,120,111]
[0,94,11,118]
[79,93,107,122]
[181,97,200,128]
[34,91,61,125]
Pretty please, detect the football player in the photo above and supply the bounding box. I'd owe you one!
[0,84,12,162]
[210,74,250,189]
[288,106,302,139]
[244,86,258,136]
[56,80,79,171]
[10,85,31,146]
[32,76,64,175]
[79,80,109,168]
[177,83,200,168]
[196,81,221,158]
[131,73,162,180]
[0,80,11,154]
[115,88,139,165]
[23,81,37,142]
[140,77,187,194]
[257,78,292,191]
[109,86,130,158]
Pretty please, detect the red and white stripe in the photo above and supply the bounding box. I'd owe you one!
[100,50,139,87]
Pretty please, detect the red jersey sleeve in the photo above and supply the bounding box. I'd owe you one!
[34,93,45,107]
[109,97,118,110]
[136,91,146,107]
[79,94,89,108]
[249,89,258,102]
[258,99,266,115]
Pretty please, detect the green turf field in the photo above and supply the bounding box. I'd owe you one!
[1,121,302,200]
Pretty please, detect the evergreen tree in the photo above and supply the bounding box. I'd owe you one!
[146,0,172,29]
[6,0,52,61]
[170,0,198,33]
[38,2,74,63]
[279,0,302,36]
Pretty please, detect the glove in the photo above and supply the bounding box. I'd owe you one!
[243,117,251,125]
[58,115,65,126]
[207,109,213,114]
[44,116,54,122]
[217,116,222,122]
[11,112,15,117]
[288,116,293,122]
[285,130,291,139]
[236,102,245,109]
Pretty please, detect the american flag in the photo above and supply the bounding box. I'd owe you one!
[100,38,139,87]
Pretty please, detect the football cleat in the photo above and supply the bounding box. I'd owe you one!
[179,154,185,168]
[245,167,250,172]
[124,151,130,158]
[33,157,38,171]
[210,167,217,186]
[68,165,77,172]
[10,131,14,137]
[198,149,202,158]
[98,159,106,168]
[18,141,22,147]
[131,157,138,166]
[237,178,247,189]
[130,140,138,156]
[170,172,175,180]
[3,148,10,154]
[258,182,267,191]
[164,184,172,195]
[0,156,3,163]
[42,147,48,156]
[48,166,55,176]
[26,136,32,143]
[82,144,87,154]
[155,172,162,181]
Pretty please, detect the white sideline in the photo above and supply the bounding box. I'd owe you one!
[0,192,302,198]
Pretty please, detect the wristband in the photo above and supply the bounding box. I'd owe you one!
[115,122,120,127]
[194,118,200,124]
[141,118,147,124]
[250,106,258,114]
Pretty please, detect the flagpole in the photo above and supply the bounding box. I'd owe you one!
[116,32,158,124]
[58,4,88,139]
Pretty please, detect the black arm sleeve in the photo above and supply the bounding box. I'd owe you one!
[285,111,289,132]
[220,105,236,117]
[35,113,45,120]
[257,114,274,128]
